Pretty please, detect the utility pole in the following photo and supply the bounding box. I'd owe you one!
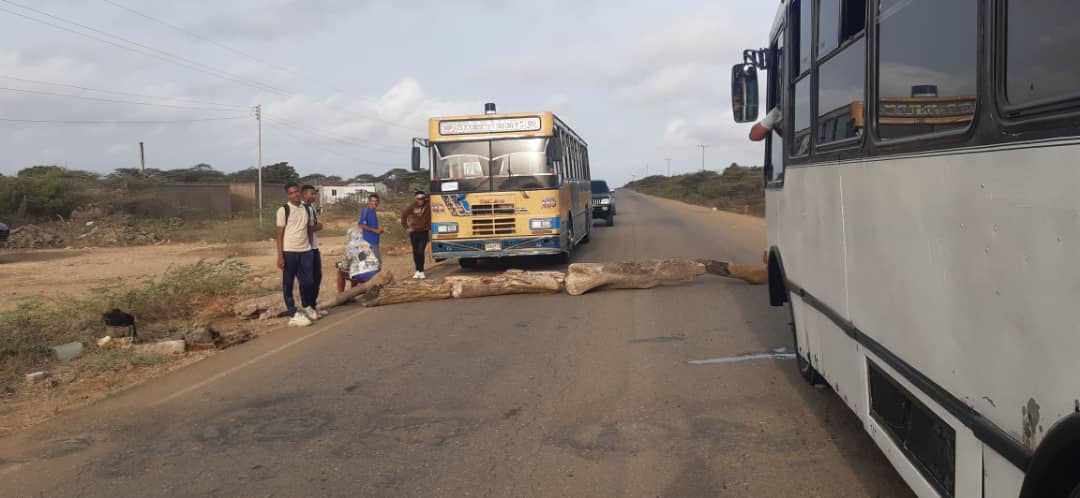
[645,162,649,177]
[696,144,708,171]
[139,142,145,175]
[255,104,263,225]
[665,157,672,176]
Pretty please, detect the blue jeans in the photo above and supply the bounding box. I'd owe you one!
[282,250,316,316]
[312,249,323,303]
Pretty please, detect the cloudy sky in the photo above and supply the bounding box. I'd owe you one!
[0,0,777,186]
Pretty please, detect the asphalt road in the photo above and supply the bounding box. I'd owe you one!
[0,191,913,498]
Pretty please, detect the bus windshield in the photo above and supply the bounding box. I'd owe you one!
[433,138,556,192]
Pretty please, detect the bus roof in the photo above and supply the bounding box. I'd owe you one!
[428,111,587,146]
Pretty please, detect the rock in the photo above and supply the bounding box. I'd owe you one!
[134,340,186,356]
[233,294,287,320]
[96,336,112,347]
[25,371,49,384]
[184,326,219,346]
[52,342,84,362]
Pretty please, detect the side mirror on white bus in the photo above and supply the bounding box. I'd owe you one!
[731,63,759,123]
[411,146,421,172]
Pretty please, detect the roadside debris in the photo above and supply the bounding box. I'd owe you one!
[133,340,186,357]
[52,342,84,362]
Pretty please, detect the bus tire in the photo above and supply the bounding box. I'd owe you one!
[580,220,591,244]
[1021,415,1080,498]
[787,290,824,386]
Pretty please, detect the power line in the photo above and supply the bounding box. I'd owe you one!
[100,0,346,94]
[0,2,416,132]
[263,116,402,153]
[265,122,397,166]
[0,116,247,125]
[0,75,250,109]
[0,86,249,112]
[0,0,290,96]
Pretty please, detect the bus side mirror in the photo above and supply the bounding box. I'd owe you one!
[731,63,759,123]
[411,146,421,171]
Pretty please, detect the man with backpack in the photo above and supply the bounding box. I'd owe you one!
[276,182,318,327]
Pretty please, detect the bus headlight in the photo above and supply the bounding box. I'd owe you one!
[529,218,559,230]
[433,222,458,234]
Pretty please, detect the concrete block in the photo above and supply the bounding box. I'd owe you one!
[134,340,186,356]
[52,342,84,362]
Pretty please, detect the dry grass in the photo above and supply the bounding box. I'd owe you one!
[0,259,252,387]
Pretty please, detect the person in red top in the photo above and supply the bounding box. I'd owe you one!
[401,190,432,279]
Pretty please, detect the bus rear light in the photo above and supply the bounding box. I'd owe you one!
[541,198,557,209]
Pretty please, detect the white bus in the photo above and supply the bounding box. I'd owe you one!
[731,1,1080,497]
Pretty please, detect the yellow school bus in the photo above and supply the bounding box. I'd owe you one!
[415,106,591,267]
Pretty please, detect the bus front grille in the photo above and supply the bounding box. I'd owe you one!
[472,218,516,236]
[472,203,515,216]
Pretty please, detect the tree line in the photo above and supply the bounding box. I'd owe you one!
[0,163,427,222]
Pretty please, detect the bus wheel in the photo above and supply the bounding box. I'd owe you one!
[580,219,591,244]
[458,258,478,269]
[787,290,823,385]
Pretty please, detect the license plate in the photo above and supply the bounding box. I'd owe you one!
[484,242,501,251]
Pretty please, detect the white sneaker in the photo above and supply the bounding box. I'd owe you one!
[303,306,320,321]
[412,271,421,279]
[417,271,427,280]
[288,312,312,327]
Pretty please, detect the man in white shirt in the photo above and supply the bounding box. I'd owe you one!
[301,184,328,318]
[276,182,317,326]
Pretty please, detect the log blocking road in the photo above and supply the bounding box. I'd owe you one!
[0,191,913,497]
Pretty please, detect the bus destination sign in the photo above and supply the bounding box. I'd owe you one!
[439,117,542,135]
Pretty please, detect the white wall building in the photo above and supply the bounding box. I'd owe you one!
[318,182,387,204]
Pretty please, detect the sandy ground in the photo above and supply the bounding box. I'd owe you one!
[0,233,431,312]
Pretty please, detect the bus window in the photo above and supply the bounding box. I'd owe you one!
[817,37,866,145]
[766,30,785,184]
[1006,0,1080,107]
[877,0,977,140]
[793,0,812,76]
[819,0,841,56]
[793,77,812,156]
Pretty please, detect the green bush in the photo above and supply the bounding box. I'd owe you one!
[625,165,765,216]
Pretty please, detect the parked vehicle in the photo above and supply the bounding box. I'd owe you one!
[590,180,615,226]
[0,222,8,246]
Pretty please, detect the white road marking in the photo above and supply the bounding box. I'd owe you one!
[688,351,796,365]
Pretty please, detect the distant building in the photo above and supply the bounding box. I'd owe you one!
[318,182,388,204]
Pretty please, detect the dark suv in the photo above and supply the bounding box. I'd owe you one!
[591,180,616,226]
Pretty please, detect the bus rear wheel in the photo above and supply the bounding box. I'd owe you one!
[787,290,824,385]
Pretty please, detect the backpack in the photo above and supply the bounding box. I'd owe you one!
[281,203,316,226]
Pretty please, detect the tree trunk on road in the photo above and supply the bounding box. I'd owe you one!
[321,271,395,310]
[564,259,707,296]
[446,270,565,299]
[695,259,768,285]
[360,279,453,307]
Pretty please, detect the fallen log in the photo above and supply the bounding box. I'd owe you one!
[565,259,706,296]
[446,270,565,299]
[321,270,395,310]
[360,279,453,307]
[695,259,769,285]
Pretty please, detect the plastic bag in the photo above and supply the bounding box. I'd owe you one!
[341,228,380,282]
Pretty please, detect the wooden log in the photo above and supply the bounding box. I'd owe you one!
[564,259,706,296]
[446,270,565,299]
[360,279,453,307]
[321,271,395,310]
[695,259,768,285]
